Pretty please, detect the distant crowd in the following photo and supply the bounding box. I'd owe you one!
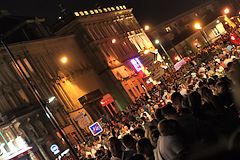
[77,33,240,160]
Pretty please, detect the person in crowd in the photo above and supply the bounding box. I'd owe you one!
[171,92,184,112]
[128,154,145,160]
[122,134,137,160]
[155,119,185,160]
[133,128,145,141]
[161,104,178,120]
[109,137,123,160]
[155,108,165,122]
[188,91,203,119]
[137,138,155,160]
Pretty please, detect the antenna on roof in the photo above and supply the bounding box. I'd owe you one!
[57,0,68,19]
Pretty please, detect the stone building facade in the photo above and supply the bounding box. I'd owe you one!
[55,6,160,103]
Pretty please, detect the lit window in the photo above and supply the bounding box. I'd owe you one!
[98,9,102,13]
[103,8,108,12]
[94,9,98,13]
[89,10,94,14]
[74,12,79,16]
[212,28,220,36]
[79,11,84,16]
[23,58,34,73]
[17,60,30,78]
[111,7,115,11]
[84,11,89,15]
[18,89,30,103]
[165,26,172,32]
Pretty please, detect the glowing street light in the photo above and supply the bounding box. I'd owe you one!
[144,25,150,31]
[60,56,68,64]
[155,39,160,44]
[194,22,202,30]
[111,38,117,44]
[224,8,230,15]
[193,22,210,45]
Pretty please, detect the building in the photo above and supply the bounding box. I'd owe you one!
[55,5,162,103]
[147,0,239,60]
[0,10,52,44]
[0,44,68,160]
[0,12,76,160]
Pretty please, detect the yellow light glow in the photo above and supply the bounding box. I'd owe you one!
[144,50,150,54]
[60,56,68,64]
[74,12,79,16]
[155,39,160,44]
[79,11,84,16]
[111,7,115,11]
[103,8,108,12]
[144,25,150,31]
[112,39,117,44]
[194,22,202,30]
[174,56,181,61]
[224,8,230,14]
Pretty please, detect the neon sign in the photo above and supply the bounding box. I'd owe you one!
[130,58,142,72]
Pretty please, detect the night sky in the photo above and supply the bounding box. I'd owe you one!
[0,0,208,25]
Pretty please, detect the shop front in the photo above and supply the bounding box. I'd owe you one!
[0,125,39,160]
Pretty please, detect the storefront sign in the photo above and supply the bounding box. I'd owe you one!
[50,144,60,155]
[89,122,103,136]
[74,112,91,129]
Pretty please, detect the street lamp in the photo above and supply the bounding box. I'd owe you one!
[193,22,210,46]
[194,22,202,30]
[144,25,150,31]
[224,8,230,15]
[155,39,160,44]
[60,56,68,64]
[111,38,117,44]
[154,39,173,65]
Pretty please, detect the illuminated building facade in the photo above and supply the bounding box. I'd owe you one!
[147,0,239,59]
[0,48,68,159]
[0,13,72,160]
[56,5,160,102]
[2,33,119,145]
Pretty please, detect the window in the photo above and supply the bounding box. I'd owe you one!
[212,28,220,36]
[165,26,172,32]
[17,60,30,78]
[18,89,30,103]
[23,58,34,73]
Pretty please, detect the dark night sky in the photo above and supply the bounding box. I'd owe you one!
[0,0,209,25]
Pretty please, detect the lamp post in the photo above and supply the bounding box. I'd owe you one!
[224,8,230,15]
[155,39,174,65]
[144,25,150,31]
[194,22,210,46]
[0,39,79,159]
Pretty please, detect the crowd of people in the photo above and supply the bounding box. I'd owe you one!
[77,33,240,160]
